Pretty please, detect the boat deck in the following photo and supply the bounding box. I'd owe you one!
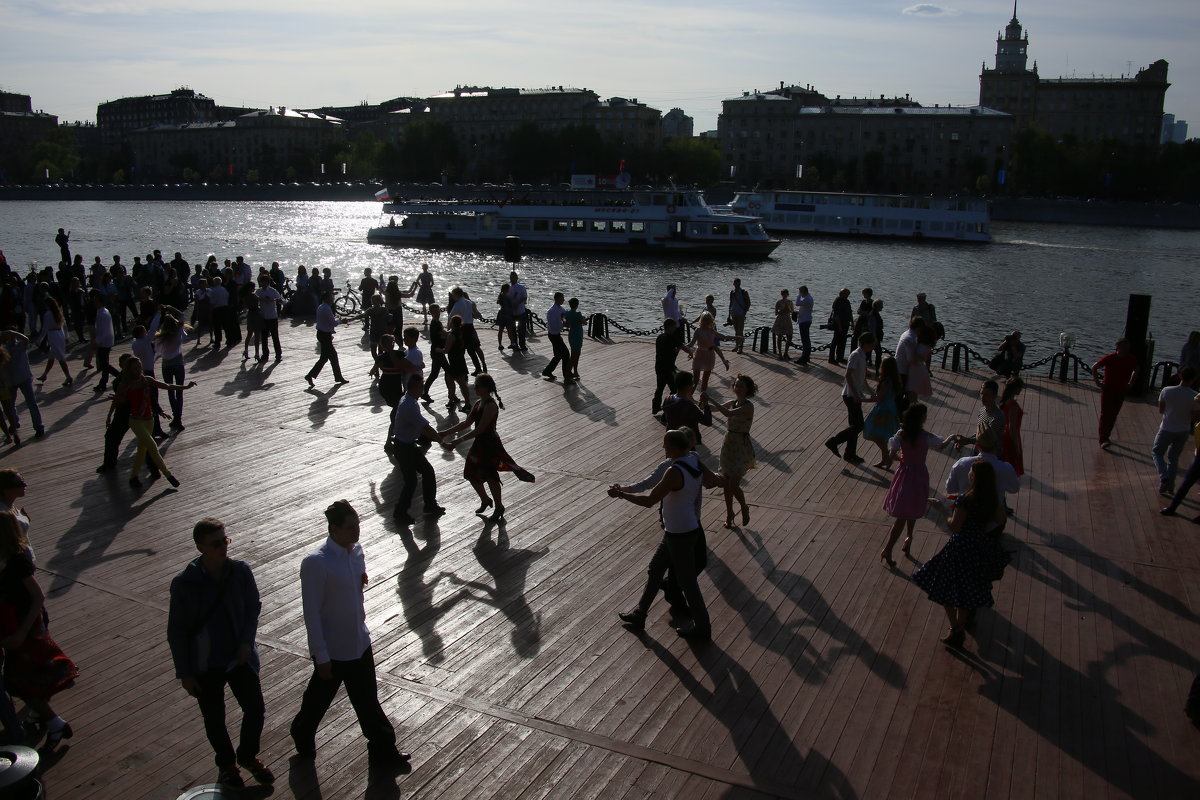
[7,316,1199,799]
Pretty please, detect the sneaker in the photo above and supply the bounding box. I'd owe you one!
[617,608,646,631]
[237,757,276,785]
[217,766,246,790]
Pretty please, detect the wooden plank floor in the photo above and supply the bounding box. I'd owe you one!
[5,317,1199,799]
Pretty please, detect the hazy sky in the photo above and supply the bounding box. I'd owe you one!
[2,0,1195,135]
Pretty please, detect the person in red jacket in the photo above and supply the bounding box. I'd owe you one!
[1092,339,1139,448]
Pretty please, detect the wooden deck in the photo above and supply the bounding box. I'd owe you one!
[6,316,1199,799]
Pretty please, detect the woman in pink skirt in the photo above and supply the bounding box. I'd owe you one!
[880,403,944,567]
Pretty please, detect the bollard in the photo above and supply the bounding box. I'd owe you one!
[754,326,771,354]
[1058,346,1070,381]
[503,235,521,263]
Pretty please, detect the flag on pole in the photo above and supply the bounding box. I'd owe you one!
[374,188,391,201]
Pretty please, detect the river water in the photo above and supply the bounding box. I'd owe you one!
[1,200,1197,364]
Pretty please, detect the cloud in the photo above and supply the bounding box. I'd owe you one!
[902,4,958,16]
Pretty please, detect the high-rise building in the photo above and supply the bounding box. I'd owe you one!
[1161,114,1189,144]
[979,6,1169,147]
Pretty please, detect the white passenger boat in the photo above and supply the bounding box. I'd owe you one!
[725,190,991,242]
[367,186,781,258]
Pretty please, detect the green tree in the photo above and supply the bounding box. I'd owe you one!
[399,120,459,182]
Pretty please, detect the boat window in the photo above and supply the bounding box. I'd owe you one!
[631,221,646,233]
[497,219,513,231]
[572,220,586,232]
[733,225,749,236]
[533,219,549,231]
[591,220,607,233]
[611,220,626,233]
[689,224,703,236]
[651,195,667,206]
[712,223,729,235]
[514,220,531,231]
[554,220,570,231]
[748,223,765,235]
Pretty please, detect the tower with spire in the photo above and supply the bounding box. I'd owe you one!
[994,2,1031,73]
[979,2,1039,132]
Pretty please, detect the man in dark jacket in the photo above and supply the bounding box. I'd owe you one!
[167,518,273,791]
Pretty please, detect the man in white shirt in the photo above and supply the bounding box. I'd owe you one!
[825,332,874,464]
[541,292,572,383]
[449,287,487,375]
[290,501,409,767]
[794,285,814,365]
[91,291,122,393]
[508,271,529,350]
[662,285,684,347]
[894,316,925,394]
[254,275,284,361]
[944,426,1020,531]
[305,293,349,388]
[1153,367,1199,495]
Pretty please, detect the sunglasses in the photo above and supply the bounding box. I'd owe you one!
[205,536,231,549]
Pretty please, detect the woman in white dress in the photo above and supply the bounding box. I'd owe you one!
[36,297,72,386]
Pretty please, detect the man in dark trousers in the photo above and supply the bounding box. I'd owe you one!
[652,318,684,415]
[1092,338,1139,448]
[391,374,446,524]
[55,228,70,266]
[290,501,410,767]
[828,287,853,364]
[167,517,273,791]
[305,292,349,388]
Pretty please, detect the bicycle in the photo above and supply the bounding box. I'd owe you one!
[334,280,361,317]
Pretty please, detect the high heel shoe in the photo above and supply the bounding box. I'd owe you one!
[489,505,505,521]
[475,498,493,514]
[725,512,735,528]
[939,628,965,647]
[901,536,913,555]
[879,552,896,569]
[43,721,73,750]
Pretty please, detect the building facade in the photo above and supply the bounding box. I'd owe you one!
[425,86,661,168]
[719,87,1012,194]
[979,9,1169,147]
[0,92,58,181]
[662,108,695,140]
[128,107,345,181]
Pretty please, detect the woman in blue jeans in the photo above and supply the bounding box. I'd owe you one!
[155,313,191,431]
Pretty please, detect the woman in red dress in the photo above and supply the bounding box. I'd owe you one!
[439,374,533,521]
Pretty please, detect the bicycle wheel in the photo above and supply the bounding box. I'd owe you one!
[334,294,358,317]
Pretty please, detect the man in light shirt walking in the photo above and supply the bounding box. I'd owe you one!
[290,500,410,767]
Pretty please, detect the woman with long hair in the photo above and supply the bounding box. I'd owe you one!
[703,374,757,527]
[917,459,1010,647]
[112,357,196,488]
[864,355,903,468]
[0,510,78,750]
[154,313,192,431]
[374,333,406,447]
[999,376,1025,478]
[36,296,72,386]
[439,373,534,521]
[879,403,944,567]
[688,311,731,394]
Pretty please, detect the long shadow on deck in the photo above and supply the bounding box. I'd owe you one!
[644,636,856,799]
[965,614,1200,798]
[708,553,906,690]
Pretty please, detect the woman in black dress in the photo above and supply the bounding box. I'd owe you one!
[438,314,471,412]
[915,458,1010,647]
[422,303,448,404]
[374,334,406,448]
[439,374,533,521]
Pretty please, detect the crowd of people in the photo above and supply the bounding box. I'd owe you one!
[2,232,1199,788]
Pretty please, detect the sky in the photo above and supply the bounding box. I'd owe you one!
[1,0,1195,136]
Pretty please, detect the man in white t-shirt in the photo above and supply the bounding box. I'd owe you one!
[1153,367,1199,495]
[825,332,874,464]
[794,285,815,365]
[255,275,284,361]
[894,316,925,393]
[448,287,486,375]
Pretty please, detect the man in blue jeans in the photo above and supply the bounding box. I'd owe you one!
[168,518,273,791]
